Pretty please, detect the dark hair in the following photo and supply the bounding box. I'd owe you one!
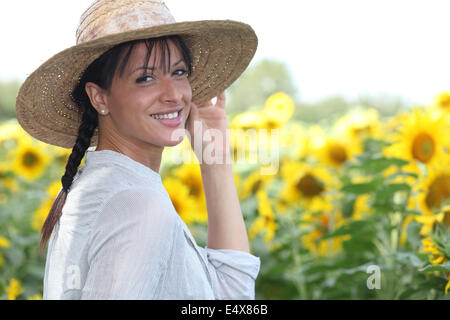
[39,35,193,251]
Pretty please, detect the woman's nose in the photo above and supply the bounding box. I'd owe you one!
[160,78,183,104]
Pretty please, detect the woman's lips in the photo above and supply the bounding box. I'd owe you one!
[150,109,182,127]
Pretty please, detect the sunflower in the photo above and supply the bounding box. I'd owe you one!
[0,237,11,268]
[433,91,450,113]
[0,162,19,194]
[239,169,274,200]
[313,134,362,169]
[422,236,447,265]
[0,120,32,146]
[414,158,450,216]
[32,198,53,231]
[415,205,450,236]
[274,197,290,215]
[6,278,23,300]
[11,140,51,181]
[261,92,295,129]
[1,121,33,171]
[279,160,336,212]
[279,122,309,160]
[173,164,204,198]
[230,111,267,130]
[307,125,327,151]
[301,211,350,257]
[31,180,63,231]
[248,190,277,243]
[421,230,450,295]
[383,108,449,176]
[172,163,208,224]
[447,278,450,295]
[229,127,259,163]
[0,236,10,249]
[47,180,62,198]
[340,194,372,221]
[163,176,199,225]
[334,108,383,144]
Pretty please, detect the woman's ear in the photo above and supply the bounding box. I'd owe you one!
[85,82,109,114]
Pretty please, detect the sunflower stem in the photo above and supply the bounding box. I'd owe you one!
[287,210,308,299]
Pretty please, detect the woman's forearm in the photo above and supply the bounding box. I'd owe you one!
[200,162,250,253]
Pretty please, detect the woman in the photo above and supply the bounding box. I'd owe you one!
[15,0,260,299]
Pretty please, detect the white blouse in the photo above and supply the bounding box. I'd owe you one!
[43,150,261,300]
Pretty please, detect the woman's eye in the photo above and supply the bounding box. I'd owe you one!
[136,75,153,83]
[174,69,187,77]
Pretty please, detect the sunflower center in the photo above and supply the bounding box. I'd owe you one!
[425,174,450,210]
[412,133,435,163]
[187,182,202,197]
[251,179,263,194]
[265,120,280,130]
[329,144,348,164]
[296,173,324,198]
[438,95,450,109]
[23,151,39,168]
[352,125,371,137]
[319,215,330,233]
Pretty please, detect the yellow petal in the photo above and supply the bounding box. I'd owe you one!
[445,279,450,295]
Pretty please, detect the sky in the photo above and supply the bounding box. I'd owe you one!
[1,0,450,105]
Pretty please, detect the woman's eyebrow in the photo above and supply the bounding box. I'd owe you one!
[131,59,185,73]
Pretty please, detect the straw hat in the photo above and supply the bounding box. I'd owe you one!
[15,0,258,149]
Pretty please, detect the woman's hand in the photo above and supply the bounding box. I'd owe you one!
[186,92,250,253]
[185,91,230,165]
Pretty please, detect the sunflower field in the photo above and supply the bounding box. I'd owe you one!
[0,91,450,300]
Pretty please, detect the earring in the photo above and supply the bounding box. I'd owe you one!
[100,110,106,115]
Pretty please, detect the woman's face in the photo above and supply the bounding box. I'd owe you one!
[100,40,192,149]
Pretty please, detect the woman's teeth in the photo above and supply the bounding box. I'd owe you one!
[150,111,179,120]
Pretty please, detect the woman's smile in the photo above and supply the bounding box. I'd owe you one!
[149,108,183,127]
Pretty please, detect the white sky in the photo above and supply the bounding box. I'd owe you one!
[1,0,450,104]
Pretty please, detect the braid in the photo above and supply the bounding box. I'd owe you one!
[62,104,98,191]
[40,102,98,251]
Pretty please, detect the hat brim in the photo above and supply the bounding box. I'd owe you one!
[15,20,257,149]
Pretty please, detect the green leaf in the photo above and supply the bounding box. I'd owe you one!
[393,252,427,268]
[362,138,392,154]
[385,171,418,181]
[384,183,411,193]
[318,220,373,241]
[339,262,377,275]
[419,263,450,273]
[349,156,409,175]
[341,177,384,195]
[3,247,25,267]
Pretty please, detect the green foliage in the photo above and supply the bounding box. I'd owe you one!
[250,135,450,300]
[0,80,21,122]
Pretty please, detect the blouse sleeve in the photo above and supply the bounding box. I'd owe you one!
[196,245,261,300]
[81,188,174,300]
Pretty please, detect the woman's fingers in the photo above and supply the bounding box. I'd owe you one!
[197,91,226,108]
[216,91,226,109]
[199,100,214,108]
